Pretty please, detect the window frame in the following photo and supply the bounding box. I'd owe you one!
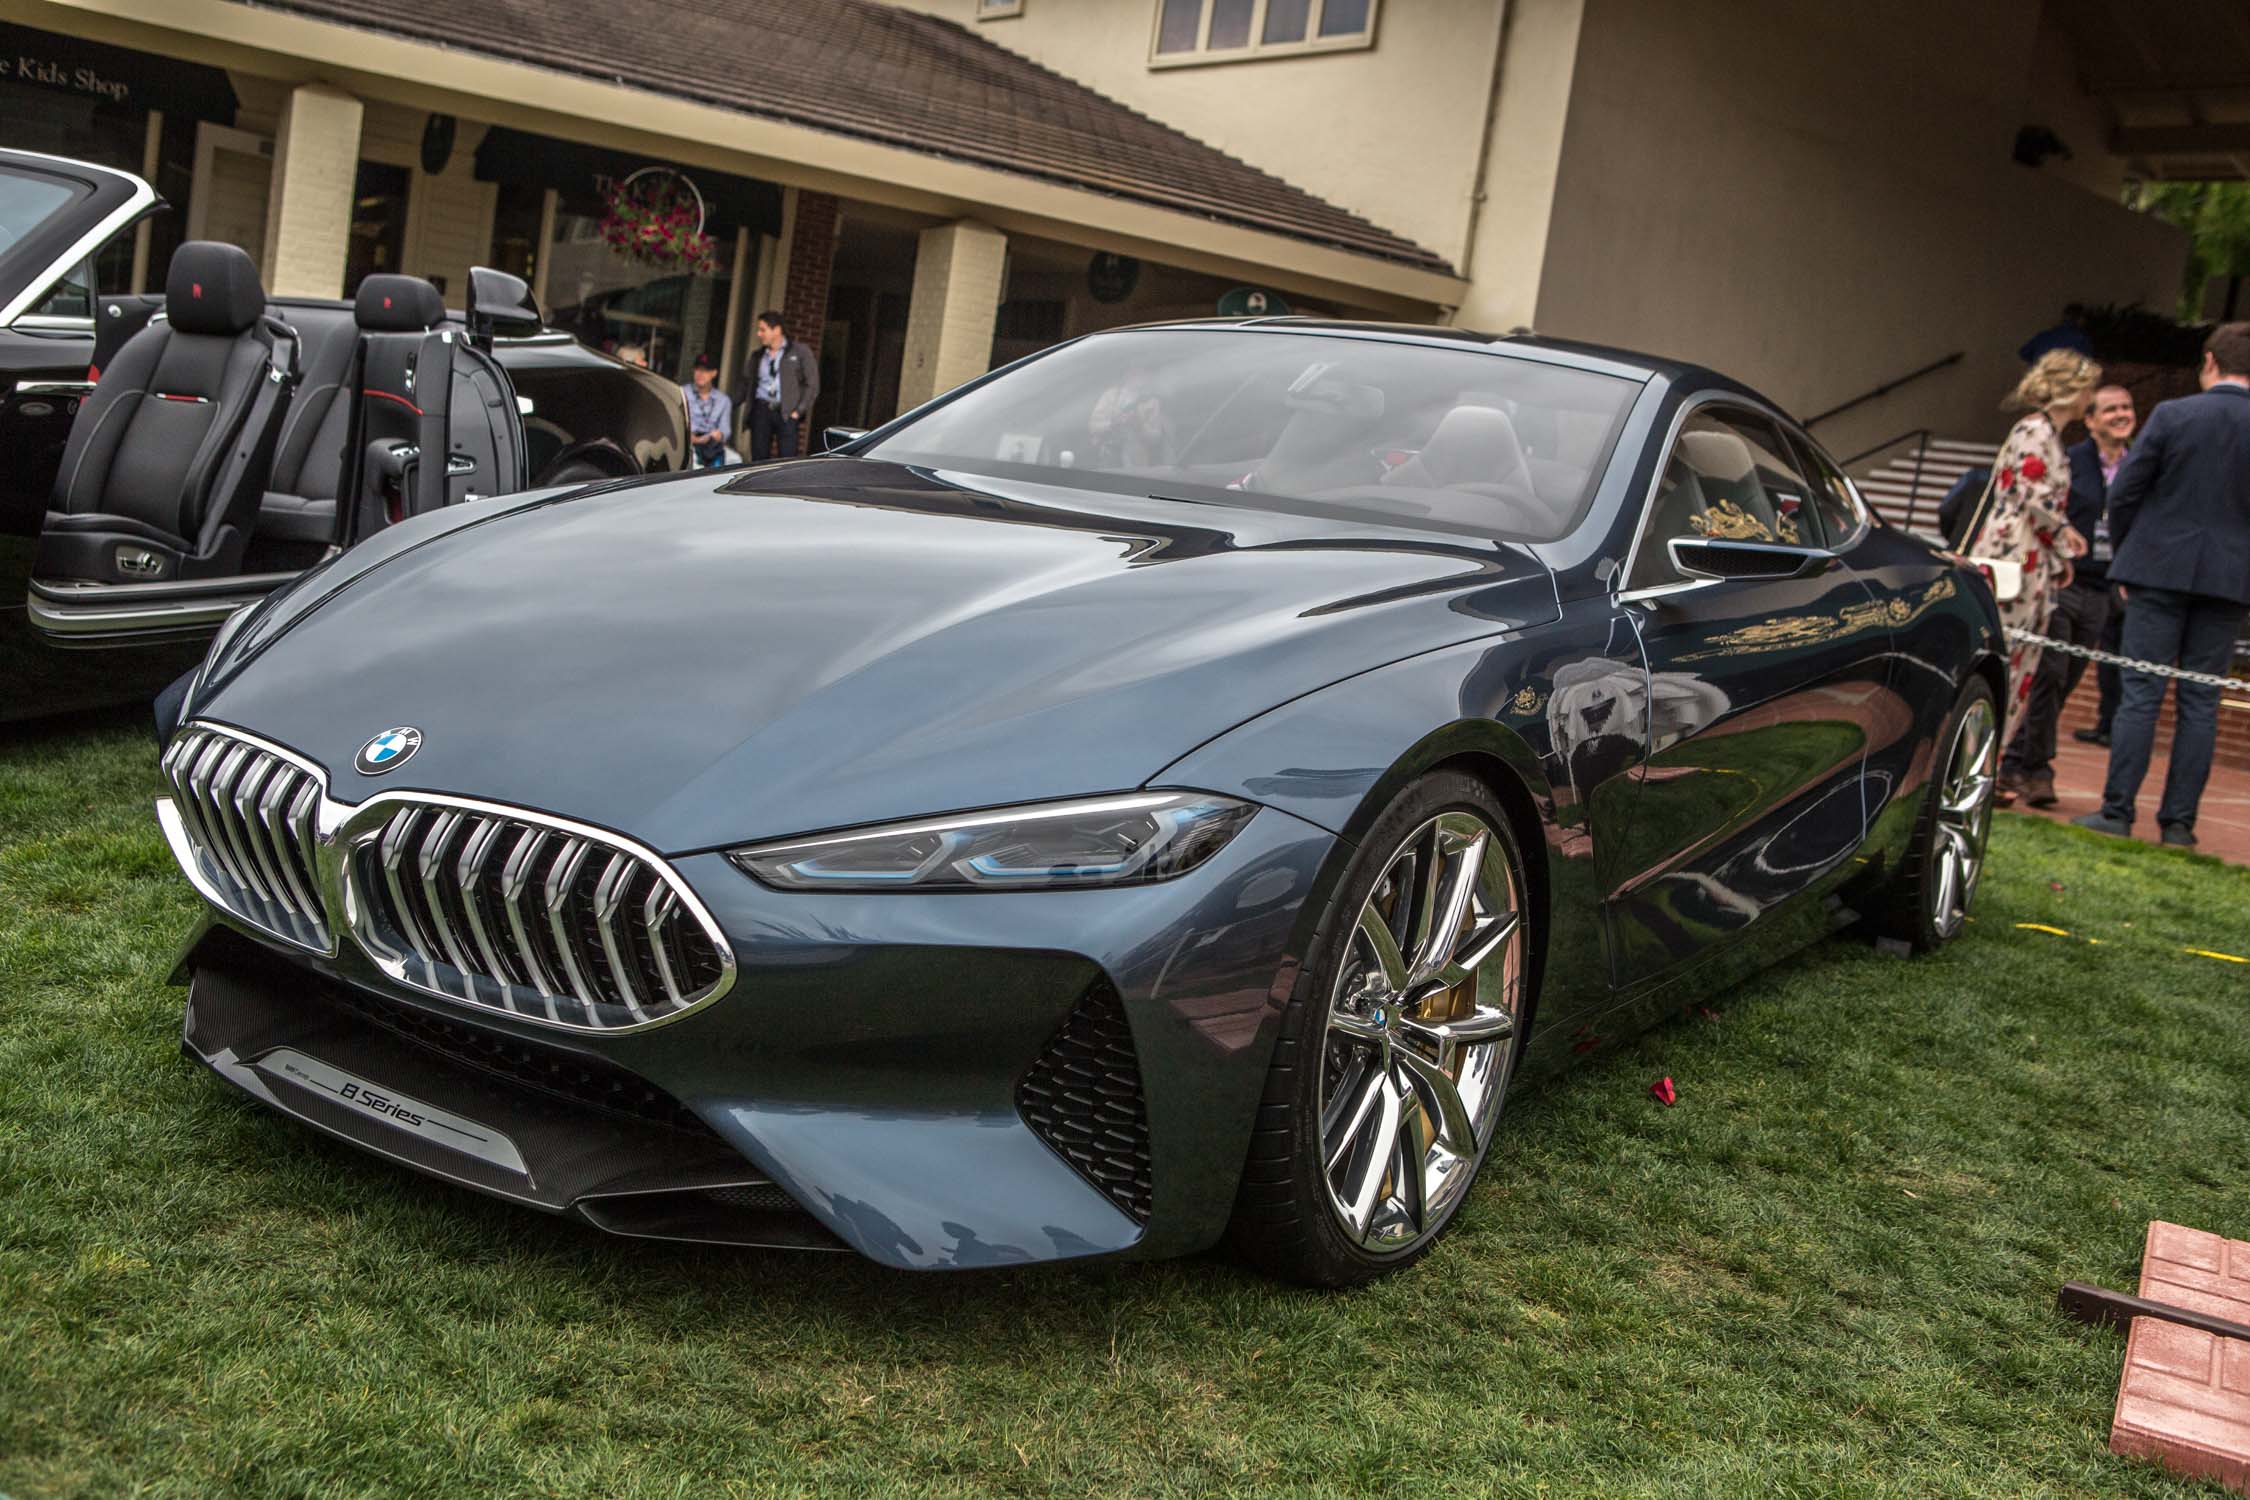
[1614,393,1845,601]
[1148,0,1380,68]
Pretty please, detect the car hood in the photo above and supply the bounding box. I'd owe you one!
[197,460,1557,852]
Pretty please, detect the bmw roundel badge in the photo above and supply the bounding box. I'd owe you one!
[355,726,423,775]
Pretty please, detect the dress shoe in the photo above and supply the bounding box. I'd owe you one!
[2073,811,2131,836]
[2072,727,2110,746]
[1995,771,2023,808]
[2160,824,2198,849]
[2024,768,2058,808]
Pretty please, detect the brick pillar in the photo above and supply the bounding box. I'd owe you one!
[778,189,838,450]
[261,83,363,297]
[897,219,1007,414]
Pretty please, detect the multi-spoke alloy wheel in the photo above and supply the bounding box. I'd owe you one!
[1316,808,1526,1256]
[1930,695,1995,939]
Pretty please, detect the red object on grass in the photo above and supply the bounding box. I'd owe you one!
[1649,1076,1676,1106]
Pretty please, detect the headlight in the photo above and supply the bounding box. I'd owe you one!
[728,791,1257,892]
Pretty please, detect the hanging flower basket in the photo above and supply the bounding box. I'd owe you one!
[598,166,720,275]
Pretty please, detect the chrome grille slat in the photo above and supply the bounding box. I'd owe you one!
[499,827,563,1020]
[261,768,320,918]
[380,808,433,957]
[592,852,651,1023]
[543,838,598,1025]
[416,810,480,982]
[642,883,686,1006]
[201,743,258,893]
[158,724,332,950]
[233,757,287,905]
[454,817,520,1000]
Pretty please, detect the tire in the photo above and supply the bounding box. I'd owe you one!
[1871,675,1999,953]
[1227,771,1533,1287]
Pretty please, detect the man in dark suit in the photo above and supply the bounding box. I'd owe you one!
[2000,383,2134,805]
[2076,324,2250,846]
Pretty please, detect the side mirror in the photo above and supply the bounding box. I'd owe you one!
[1666,536,1836,582]
[823,426,868,453]
[465,266,541,349]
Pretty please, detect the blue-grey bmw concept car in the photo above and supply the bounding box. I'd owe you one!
[157,321,2003,1284]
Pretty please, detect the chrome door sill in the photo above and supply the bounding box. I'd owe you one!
[27,571,296,646]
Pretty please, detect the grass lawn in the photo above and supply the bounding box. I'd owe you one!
[5,711,2250,1498]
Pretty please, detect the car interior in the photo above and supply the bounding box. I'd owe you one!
[864,330,1637,544]
[37,245,529,587]
[1628,411,1820,590]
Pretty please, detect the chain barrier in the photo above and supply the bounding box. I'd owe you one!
[2005,627,2250,695]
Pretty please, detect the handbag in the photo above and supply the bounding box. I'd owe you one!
[1954,464,2024,605]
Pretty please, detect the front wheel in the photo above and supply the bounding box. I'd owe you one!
[1873,676,1998,952]
[1227,772,1532,1287]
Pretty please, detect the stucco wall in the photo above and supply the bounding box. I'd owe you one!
[1530,0,2188,460]
[886,0,1504,271]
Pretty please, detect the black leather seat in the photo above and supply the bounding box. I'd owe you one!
[38,242,295,585]
[253,305,361,546]
[339,274,525,537]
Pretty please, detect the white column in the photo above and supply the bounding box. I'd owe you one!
[897,219,1008,413]
[261,82,364,297]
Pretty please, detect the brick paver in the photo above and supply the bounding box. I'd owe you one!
[2012,671,2250,867]
[2110,1222,2250,1494]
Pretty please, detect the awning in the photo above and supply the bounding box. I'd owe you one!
[473,127,782,238]
[0,21,237,124]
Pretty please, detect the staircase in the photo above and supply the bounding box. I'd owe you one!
[1849,437,1997,536]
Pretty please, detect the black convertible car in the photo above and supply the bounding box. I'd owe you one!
[0,148,688,722]
[155,319,2003,1284]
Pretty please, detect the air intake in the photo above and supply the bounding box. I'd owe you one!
[1015,980,1154,1224]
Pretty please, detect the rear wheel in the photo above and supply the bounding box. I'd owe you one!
[1228,772,1531,1286]
[1873,676,1997,952]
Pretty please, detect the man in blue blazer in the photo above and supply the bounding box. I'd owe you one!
[2076,325,2250,846]
[2001,383,2134,805]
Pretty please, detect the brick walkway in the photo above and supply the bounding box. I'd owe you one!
[2009,673,2250,867]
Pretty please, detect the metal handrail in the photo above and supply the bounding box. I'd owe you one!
[1837,427,1944,530]
[1802,351,1965,429]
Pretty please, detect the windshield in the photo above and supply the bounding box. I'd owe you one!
[863,329,1640,542]
[0,166,83,260]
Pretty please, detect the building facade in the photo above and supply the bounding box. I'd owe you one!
[0,0,2216,459]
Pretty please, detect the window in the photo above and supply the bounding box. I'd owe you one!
[977,0,1024,17]
[862,328,1636,544]
[29,256,95,321]
[1627,407,1818,590]
[1791,435,1870,548]
[344,160,410,296]
[1150,0,1378,64]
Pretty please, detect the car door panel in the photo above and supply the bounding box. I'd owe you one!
[1600,405,1891,991]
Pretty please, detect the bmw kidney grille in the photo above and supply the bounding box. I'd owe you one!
[158,723,733,1032]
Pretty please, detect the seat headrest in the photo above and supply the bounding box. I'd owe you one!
[1419,404,1530,491]
[355,275,446,332]
[165,241,265,336]
[1678,429,1757,483]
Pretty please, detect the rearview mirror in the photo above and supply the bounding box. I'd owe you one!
[823,426,868,453]
[465,266,542,348]
[1667,536,1835,582]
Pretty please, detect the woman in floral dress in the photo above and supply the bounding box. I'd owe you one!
[1973,349,2097,803]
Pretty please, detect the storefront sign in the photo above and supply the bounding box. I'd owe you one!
[0,23,237,122]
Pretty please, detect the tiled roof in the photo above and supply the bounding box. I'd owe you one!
[248,0,1454,272]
